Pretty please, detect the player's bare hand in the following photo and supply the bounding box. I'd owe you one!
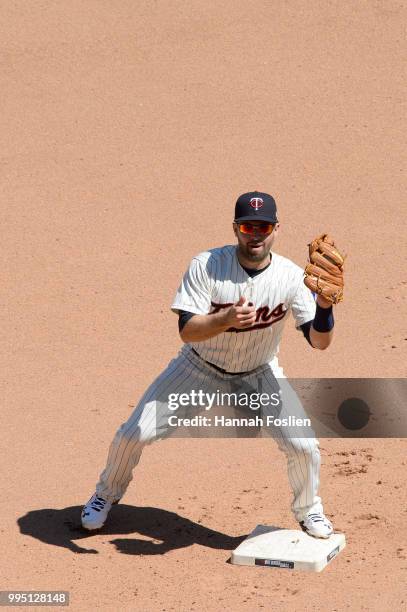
[222,295,257,329]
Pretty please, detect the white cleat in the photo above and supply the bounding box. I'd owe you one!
[81,493,113,530]
[300,511,334,539]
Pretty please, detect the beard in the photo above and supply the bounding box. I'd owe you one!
[238,241,271,263]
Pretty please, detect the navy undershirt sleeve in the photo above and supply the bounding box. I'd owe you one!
[300,320,313,345]
[178,310,196,332]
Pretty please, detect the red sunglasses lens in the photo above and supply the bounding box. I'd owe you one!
[239,223,274,235]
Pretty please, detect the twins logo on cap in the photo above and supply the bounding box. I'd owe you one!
[249,197,264,210]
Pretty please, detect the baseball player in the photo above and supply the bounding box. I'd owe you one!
[81,191,342,539]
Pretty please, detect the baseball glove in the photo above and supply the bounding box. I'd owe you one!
[304,233,345,304]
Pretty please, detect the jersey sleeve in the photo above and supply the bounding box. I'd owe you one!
[291,276,317,327]
[171,257,212,315]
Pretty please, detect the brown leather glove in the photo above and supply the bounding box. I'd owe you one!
[304,234,345,304]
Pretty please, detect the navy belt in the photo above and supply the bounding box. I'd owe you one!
[191,348,251,376]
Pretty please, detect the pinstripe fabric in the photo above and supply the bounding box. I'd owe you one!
[96,349,234,501]
[93,244,324,520]
[96,348,323,520]
[96,354,196,501]
[171,246,316,372]
[259,365,322,521]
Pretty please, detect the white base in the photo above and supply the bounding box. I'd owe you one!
[231,525,346,572]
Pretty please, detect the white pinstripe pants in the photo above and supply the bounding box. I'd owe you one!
[95,346,323,521]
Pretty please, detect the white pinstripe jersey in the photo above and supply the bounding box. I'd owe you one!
[171,245,316,373]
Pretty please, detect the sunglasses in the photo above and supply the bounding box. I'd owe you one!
[237,222,275,236]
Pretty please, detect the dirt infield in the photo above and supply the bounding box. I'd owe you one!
[1,1,406,611]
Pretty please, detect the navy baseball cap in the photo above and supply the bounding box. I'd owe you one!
[234,191,278,223]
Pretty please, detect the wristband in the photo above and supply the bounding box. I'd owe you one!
[312,304,334,333]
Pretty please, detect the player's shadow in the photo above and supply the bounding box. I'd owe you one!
[17,505,247,555]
